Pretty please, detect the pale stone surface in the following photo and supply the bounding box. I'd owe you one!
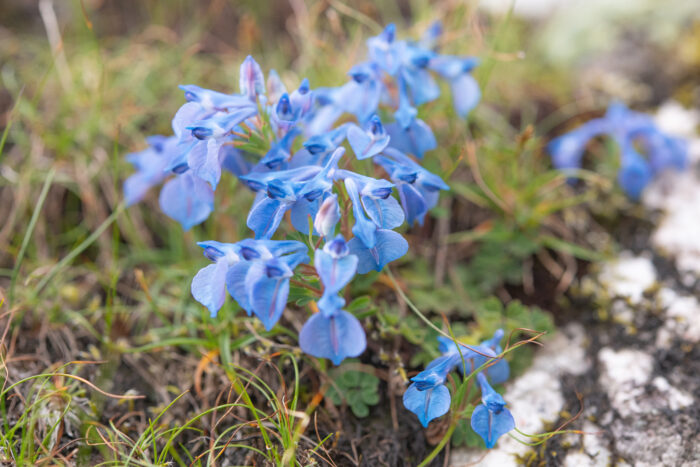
[598,348,653,417]
[656,288,700,345]
[597,255,656,303]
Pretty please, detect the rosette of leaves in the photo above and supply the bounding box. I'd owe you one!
[326,368,380,418]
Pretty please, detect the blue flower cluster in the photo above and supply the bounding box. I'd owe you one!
[124,23,480,365]
[403,330,515,449]
[548,101,687,199]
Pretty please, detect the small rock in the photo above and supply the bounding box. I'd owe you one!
[598,255,656,303]
[598,348,653,417]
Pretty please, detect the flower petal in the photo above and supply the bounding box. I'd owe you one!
[191,260,229,317]
[348,229,408,274]
[299,310,366,365]
[403,383,451,428]
[470,404,515,449]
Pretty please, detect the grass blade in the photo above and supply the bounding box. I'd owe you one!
[9,167,56,305]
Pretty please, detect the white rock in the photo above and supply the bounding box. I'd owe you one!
[598,348,653,417]
[654,101,700,138]
[581,421,610,465]
[657,288,700,343]
[563,452,596,467]
[598,255,656,303]
[651,376,694,410]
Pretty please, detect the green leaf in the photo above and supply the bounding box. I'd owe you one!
[538,234,605,262]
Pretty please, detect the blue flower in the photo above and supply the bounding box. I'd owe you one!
[404,330,514,434]
[242,148,343,238]
[470,373,515,448]
[403,382,451,428]
[124,135,178,206]
[341,175,408,273]
[411,353,460,390]
[159,172,214,231]
[347,229,409,274]
[347,115,391,160]
[367,24,400,75]
[240,55,265,101]
[436,329,510,384]
[244,253,308,330]
[385,75,437,159]
[191,239,307,322]
[429,55,480,118]
[314,235,358,296]
[548,101,687,199]
[258,127,301,170]
[299,307,367,365]
[374,148,449,226]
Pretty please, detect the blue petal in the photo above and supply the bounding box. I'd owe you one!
[247,197,289,239]
[345,178,377,248]
[172,102,206,138]
[314,194,341,238]
[402,68,440,106]
[124,173,156,206]
[398,183,428,226]
[247,262,291,331]
[220,145,251,177]
[347,124,390,160]
[411,354,460,390]
[347,229,408,274]
[290,198,320,235]
[191,260,229,317]
[187,139,222,190]
[159,173,214,231]
[317,293,346,317]
[403,383,451,428]
[361,193,405,229]
[450,74,480,118]
[618,147,653,200]
[314,250,358,295]
[470,404,515,449]
[337,80,381,123]
[547,128,591,171]
[226,261,253,315]
[239,55,265,100]
[385,120,436,159]
[299,310,366,365]
[178,84,252,111]
[266,69,287,103]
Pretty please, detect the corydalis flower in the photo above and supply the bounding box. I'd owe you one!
[123,135,177,206]
[470,373,515,449]
[374,148,450,226]
[548,101,687,200]
[403,329,510,432]
[300,235,366,365]
[403,354,458,427]
[242,147,343,238]
[191,239,308,329]
[341,175,408,273]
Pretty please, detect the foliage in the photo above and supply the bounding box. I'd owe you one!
[325,366,380,418]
